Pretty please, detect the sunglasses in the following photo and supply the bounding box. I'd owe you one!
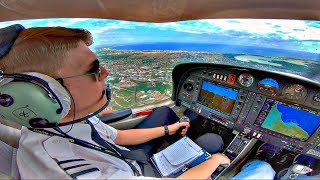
[87,59,102,79]
[56,59,102,83]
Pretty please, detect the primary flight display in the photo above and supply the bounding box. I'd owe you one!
[197,81,238,116]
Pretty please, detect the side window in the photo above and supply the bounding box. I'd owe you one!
[97,50,173,111]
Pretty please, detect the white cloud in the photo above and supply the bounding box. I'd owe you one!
[131,19,320,41]
[201,19,320,40]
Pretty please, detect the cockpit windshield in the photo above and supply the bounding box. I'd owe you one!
[1,18,319,110]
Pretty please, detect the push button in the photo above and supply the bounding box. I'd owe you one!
[227,74,236,85]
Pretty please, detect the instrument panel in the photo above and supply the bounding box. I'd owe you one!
[173,63,320,159]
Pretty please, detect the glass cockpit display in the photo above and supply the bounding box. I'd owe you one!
[256,99,320,141]
[198,81,238,115]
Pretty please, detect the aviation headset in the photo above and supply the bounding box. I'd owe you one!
[0,24,110,128]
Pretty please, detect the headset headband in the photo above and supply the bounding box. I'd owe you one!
[0,24,25,59]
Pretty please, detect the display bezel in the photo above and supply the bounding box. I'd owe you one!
[197,80,239,117]
[255,99,320,142]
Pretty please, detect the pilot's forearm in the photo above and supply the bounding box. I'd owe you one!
[177,158,221,179]
[114,127,165,145]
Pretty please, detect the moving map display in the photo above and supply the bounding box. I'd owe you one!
[197,81,238,115]
[258,99,320,141]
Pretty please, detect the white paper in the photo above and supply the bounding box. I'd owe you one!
[152,137,203,176]
[162,137,202,165]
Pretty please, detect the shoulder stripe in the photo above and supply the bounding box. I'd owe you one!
[65,164,98,175]
[57,159,85,165]
[56,159,100,178]
[60,161,89,169]
[64,164,90,171]
[69,168,100,179]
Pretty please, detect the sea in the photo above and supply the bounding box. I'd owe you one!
[111,43,319,61]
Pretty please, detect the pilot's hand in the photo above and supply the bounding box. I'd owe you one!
[209,153,230,166]
[168,121,190,136]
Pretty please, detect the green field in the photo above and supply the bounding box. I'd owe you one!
[110,82,172,110]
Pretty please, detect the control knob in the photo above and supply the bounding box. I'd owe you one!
[183,83,193,91]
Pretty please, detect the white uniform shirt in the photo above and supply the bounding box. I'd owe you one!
[17,116,158,179]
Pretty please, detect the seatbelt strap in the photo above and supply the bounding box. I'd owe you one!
[87,120,149,161]
[86,121,159,177]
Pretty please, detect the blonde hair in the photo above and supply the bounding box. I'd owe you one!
[0,27,93,77]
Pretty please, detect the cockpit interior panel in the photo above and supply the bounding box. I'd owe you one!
[172,63,320,159]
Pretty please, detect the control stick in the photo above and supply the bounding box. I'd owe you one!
[178,116,190,136]
[179,116,190,123]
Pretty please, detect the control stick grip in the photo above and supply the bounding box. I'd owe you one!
[180,116,190,122]
[216,163,230,172]
[220,164,229,168]
[178,116,190,136]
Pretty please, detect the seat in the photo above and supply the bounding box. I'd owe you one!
[0,140,20,179]
[0,119,21,179]
[0,119,21,148]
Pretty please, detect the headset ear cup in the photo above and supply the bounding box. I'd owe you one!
[23,72,71,119]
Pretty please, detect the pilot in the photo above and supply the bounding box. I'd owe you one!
[0,24,231,179]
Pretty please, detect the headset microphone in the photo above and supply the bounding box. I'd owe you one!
[57,83,112,126]
[106,83,112,102]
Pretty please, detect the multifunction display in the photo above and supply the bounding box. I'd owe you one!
[198,81,238,116]
[256,99,320,141]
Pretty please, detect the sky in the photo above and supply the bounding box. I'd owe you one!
[0,18,319,54]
